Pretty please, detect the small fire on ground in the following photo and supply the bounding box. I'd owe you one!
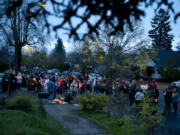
[53,97,68,104]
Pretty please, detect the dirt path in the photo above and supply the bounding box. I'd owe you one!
[45,104,113,135]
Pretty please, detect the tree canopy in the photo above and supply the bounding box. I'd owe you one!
[2,0,180,40]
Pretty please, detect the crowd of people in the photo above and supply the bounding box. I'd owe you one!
[1,73,101,101]
[115,79,180,115]
[1,72,180,115]
[115,79,159,105]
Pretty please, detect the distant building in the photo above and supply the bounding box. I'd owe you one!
[147,50,180,79]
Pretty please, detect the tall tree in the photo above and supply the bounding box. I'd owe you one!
[149,8,173,50]
[55,38,66,66]
[96,23,148,117]
[49,38,66,69]
[75,22,151,117]
[0,1,45,73]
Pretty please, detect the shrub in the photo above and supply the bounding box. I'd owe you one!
[75,91,108,111]
[6,94,39,113]
[118,95,164,135]
[15,97,32,112]
[92,93,109,110]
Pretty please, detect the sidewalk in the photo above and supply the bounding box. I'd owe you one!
[45,104,113,135]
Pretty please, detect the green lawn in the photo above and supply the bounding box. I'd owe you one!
[0,93,70,135]
[76,110,124,135]
[76,106,162,135]
[0,109,69,135]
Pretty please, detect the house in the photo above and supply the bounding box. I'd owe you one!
[151,50,180,79]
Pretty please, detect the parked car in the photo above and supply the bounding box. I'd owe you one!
[47,69,60,74]
[0,73,4,85]
[63,71,72,75]
[47,69,52,74]
[171,80,180,87]
[88,73,102,81]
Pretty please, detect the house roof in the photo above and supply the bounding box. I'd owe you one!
[154,50,180,67]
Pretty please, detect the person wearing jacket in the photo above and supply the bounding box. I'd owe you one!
[152,88,159,105]
[47,77,56,102]
[128,82,136,106]
[56,77,63,98]
[172,87,180,115]
[163,87,173,115]
[135,89,144,105]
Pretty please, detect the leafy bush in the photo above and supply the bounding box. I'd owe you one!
[75,91,108,111]
[118,95,164,135]
[6,94,40,113]
[158,66,180,82]
[15,97,32,112]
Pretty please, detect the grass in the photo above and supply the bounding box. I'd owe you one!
[6,93,41,114]
[76,110,123,135]
[0,109,69,135]
[0,93,70,135]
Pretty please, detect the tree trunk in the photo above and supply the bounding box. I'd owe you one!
[107,45,113,118]
[15,45,22,74]
[107,83,111,118]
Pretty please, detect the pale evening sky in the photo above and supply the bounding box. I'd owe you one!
[46,1,180,52]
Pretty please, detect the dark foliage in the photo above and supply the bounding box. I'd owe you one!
[3,0,178,40]
[149,8,174,50]
[158,66,180,82]
[49,37,66,70]
[55,38,66,58]
[0,46,14,72]
[145,66,154,78]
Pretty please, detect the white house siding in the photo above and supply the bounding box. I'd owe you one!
[152,67,162,79]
